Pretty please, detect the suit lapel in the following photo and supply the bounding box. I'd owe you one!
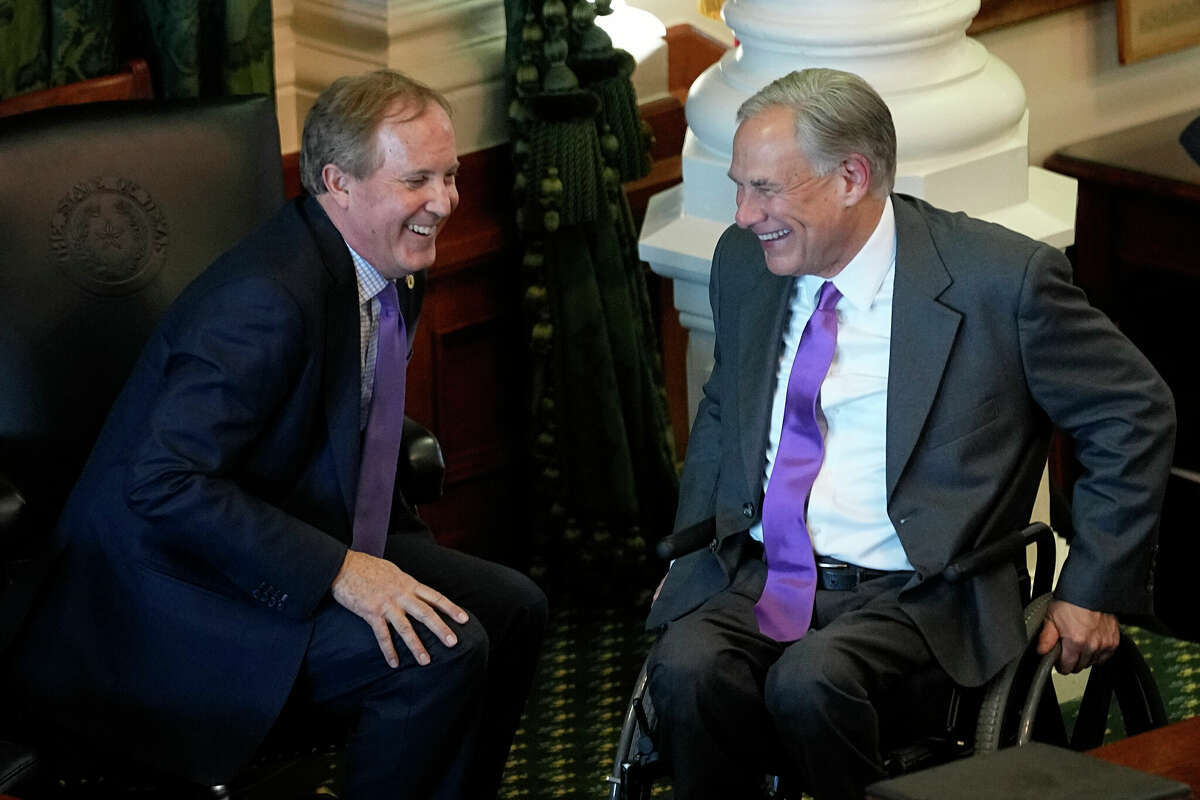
[302,197,362,520]
[739,264,794,502]
[886,197,961,499]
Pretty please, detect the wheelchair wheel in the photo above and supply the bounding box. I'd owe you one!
[606,659,665,800]
[975,594,1167,753]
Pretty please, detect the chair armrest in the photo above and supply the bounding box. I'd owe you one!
[942,522,1054,586]
[398,417,445,507]
[655,517,716,562]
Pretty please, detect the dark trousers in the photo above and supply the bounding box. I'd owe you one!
[296,533,547,799]
[647,548,931,800]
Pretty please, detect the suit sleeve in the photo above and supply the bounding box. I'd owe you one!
[125,275,347,620]
[672,230,732,533]
[1017,244,1175,615]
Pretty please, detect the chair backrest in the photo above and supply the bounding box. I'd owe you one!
[0,59,154,120]
[0,95,285,561]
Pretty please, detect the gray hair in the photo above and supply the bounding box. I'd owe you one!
[737,68,896,196]
[299,69,452,196]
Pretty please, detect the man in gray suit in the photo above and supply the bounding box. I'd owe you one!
[645,68,1175,799]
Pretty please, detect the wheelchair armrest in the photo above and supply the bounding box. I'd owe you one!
[655,517,716,562]
[398,416,445,507]
[942,522,1053,586]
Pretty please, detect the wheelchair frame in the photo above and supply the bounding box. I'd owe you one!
[606,522,1168,800]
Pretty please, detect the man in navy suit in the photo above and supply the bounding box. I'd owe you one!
[13,70,546,799]
[646,69,1174,799]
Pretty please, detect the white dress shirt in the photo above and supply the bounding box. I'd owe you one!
[749,197,913,572]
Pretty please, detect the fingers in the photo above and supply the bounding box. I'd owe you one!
[329,552,472,669]
[383,607,431,667]
[401,590,460,651]
[416,583,470,626]
[653,573,668,605]
[1036,618,1060,656]
[1041,600,1121,673]
[368,615,404,669]
[1056,639,1082,674]
[1054,629,1120,673]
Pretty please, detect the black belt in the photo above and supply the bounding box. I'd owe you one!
[815,557,898,591]
[747,540,900,591]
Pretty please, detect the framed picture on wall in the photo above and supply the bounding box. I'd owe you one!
[1116,0,1200,63]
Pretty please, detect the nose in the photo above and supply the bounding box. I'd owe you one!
[734,188,763,229]
[426,179,458,218]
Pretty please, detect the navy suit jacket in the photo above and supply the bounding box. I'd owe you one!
[14,196,426,783]
[648,194,1175,687]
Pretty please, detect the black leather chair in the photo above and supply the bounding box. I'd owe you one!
[0,96,444,799]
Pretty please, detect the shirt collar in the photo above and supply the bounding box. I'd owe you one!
[346,244,390,306]
[817,195,896,310]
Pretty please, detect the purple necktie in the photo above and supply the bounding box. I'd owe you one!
[755,280,842,641]
[352,282,407,557]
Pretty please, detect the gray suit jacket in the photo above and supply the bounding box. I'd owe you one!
[647,194,1175,687]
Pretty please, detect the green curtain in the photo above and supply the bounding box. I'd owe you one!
[504,0,679,606]
[0,0,273,101]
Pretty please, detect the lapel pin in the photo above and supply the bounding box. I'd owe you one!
[405,274,415,290]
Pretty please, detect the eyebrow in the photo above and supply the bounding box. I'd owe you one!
[401,163,460,178]
[727,172,777,190]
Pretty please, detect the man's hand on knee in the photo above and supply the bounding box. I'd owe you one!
[331,550,470,668]
[1036,599,1119,674]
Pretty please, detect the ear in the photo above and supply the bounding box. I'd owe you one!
[321,163,353,210]
[837,153,873,207]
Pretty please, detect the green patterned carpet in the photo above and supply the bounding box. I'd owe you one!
[36,603,1198,799]
[501,604,658,799]
[499,609,1200,800]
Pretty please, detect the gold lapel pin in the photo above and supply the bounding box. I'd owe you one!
[405,274,415,290]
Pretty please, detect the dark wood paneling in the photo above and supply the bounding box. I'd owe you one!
[0,58,153,118]
[665,23,729,100]
[1045,109,1200,472]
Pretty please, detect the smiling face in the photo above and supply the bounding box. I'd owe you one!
[323,102,459,280]
[729,105,877,279]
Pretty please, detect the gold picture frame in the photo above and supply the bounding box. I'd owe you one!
[1116,0,1200,63]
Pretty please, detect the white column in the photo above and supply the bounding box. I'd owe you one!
[286,0,509,153]
[276,0,668,155]
[638,0,1078,420]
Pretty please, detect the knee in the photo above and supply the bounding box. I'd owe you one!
[647,629,744,720]
[495,568,549,645]
[433,614,490,682]
[764,643,865,735]
[514,573,549,637]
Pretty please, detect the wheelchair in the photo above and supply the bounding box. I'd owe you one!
[606,520,1168,799]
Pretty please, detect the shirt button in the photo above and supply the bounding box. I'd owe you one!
[742,503,754,518]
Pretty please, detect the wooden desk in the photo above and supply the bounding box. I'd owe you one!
[1089,715,1200,797]
[1045,112,1200,641]
[1044,110,1200,470]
